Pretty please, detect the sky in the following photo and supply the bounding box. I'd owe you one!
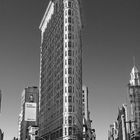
[0,0,140,140]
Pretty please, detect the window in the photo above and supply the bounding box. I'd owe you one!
[65,10,67,16]
[68,25,71,31]
[68,67,72,74]
[65,87,67,92]
[65,34,67,39]
[68,41,71,48]
[65,42,67,48]
[68,17,71,23]
[65,60,67,65]
[68,76,72,84]
[68,127,72,135]
[68,116,72,124]
[65,96,67,102]
[68,86,72,93]
[68,105,72,112]
[68,50,72,56]
[68,9,71,15]
[68,1,72,7]
[65,18,67,23]
[65,127,67,135]
[65,26,67,31]
[68,59,72,65]
[65,68,67,74]
[65,51,67,56]
[68,95,72,103]
[68,33,72,39]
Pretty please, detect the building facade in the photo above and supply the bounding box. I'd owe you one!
[82,86,96,140]
[128,65,140,139]
[0,129,4,140]
[18,86,39,140]
[117,104,128,140]
[108,123,118,140]
[0,90,2,113]
[39,0,83,139]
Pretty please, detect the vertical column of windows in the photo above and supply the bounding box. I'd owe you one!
[64,1,78,139]
[64,1,69,138]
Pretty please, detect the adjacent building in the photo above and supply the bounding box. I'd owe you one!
[128,65,140,139]
[108,104,128,140]
[108,64,140,140]
[39,0,83,139]
[82,86,96,140]
[117,104,128,140]
[0,90,2,113]
[18,86,39,140]
[108,123,118,140]
[0,129,4,140]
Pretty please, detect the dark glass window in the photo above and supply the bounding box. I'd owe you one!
[68,17,71,23]
[65,42,67,48]
[68,105,72,112]
[68,50,72,56]
[68,59,72,65]
[65,96,67,102]
[68,41,71,48]
[68,1,71,7]
[68,9,71,15]
[68,86,72,93]
[65,10,67,15]
[68,25,71,31]
[65,51,67,56]
[68,116,72,124]
[65,26,67,31]
[68,67,72,74]
[68,127,72,135]
[65,18,67,23]
[65,34,67,39]
[68,33,72,39]
[68,76,72,84]
[68,95,72,102]
[65,127,67,135]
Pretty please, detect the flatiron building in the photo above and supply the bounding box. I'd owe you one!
[39,0,83,139]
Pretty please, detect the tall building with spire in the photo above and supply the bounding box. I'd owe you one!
[39,0,83,139]
[128,65,140,139]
